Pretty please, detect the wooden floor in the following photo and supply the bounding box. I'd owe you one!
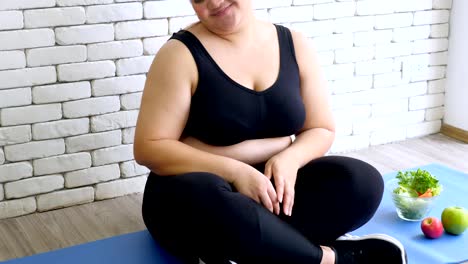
[0,133,467,262]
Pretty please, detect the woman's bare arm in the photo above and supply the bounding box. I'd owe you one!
[134,40,245,182]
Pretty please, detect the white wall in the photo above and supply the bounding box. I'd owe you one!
[445,0,468,130]
[0,0,453,219]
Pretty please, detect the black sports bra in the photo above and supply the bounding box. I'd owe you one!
[170,24,306,146]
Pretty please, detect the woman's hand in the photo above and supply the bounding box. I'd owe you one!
[232,164,280,215]
[264,152,300,216]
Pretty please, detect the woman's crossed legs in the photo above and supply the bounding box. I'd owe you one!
[142,156,405,264]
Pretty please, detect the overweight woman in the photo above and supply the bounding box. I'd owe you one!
[134,0,407,263]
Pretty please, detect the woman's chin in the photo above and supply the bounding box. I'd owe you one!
[209,16,244,35]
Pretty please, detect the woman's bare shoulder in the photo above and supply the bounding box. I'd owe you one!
[286,27,321,70]
[152,37,193,66]
[147,36,198,88]
[288,27,315,53]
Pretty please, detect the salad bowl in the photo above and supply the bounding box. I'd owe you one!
[386,169,443,221]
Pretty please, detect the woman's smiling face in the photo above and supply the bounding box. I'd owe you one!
[190,0,252,34]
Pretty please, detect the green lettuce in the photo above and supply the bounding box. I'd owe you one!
[391,169,442,220]
[394,169,442,196]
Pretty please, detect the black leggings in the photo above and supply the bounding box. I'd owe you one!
[142,156,384,264]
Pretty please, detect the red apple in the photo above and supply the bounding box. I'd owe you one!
[421,217,444,239]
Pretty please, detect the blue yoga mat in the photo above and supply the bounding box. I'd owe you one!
[2,230,181,264]
[2,163,467,264]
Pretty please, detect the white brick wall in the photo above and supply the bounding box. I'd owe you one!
[169,16,198,34]
[356,0,395,15]
[371,98,408,117]
[143,36,169,55]
[370,127,407,146]
[91,110,139,132]
[33,153,92,176]
[121,92,143,110]
[413,39,448,54]
[0,148,4,165]
[0,11,24,30]
[430,23,449,38]
[354,30,393,46]
[92,75,145,96]
[313,33,353,51]
[290,20,335,37]
[0,0,453,218]
[58,61,116,82]
[0,125,32,146]
[95,176,146,200]
[429,79,446,93]
[426,106,445,121]
[24,7,86,28]
[32,118,90,140]
[143,1,195,18]
[314,2,355,20]
[433,0,453,9]
[0,66,56,90]
[92,144,134,166]
[4,175,64,199]
[62,96,120,118]
[57,0,113,7]
[56,24,114,45]
[122,127,135,144]
[27,46,87,67]
[120,160,150,178]
[4,139,65,162]
[0,197,36,220]
[0,162,33,183]
[37,187,94,211]
[393,26,431,42]
[32,82,91,104]
[270,6,314,23]
[0,104,62,126]
[0,51,25,71]
[65,130,122,153]
[375,13,414,29]
[86,3,142,24]
[413,10,450,25]
[0,88,32,108]
[116,56,154,76]
[395,0,433,12]
[87,40,143,61]
[65,164,120,188]
[407,120,442,138]
[0,0,55,11]
[353,110,425,135]
[0,29,55,51]
[115,20,168,40]
[334,16,375,33]
[355,59,394,75]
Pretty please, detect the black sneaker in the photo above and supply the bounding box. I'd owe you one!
[330,234,407,264]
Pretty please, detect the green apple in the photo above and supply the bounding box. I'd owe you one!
[441,206,468,235]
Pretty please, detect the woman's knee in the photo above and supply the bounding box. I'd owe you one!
[299,155,384,214]
[303,156,383,190]
[325,156,384,223]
